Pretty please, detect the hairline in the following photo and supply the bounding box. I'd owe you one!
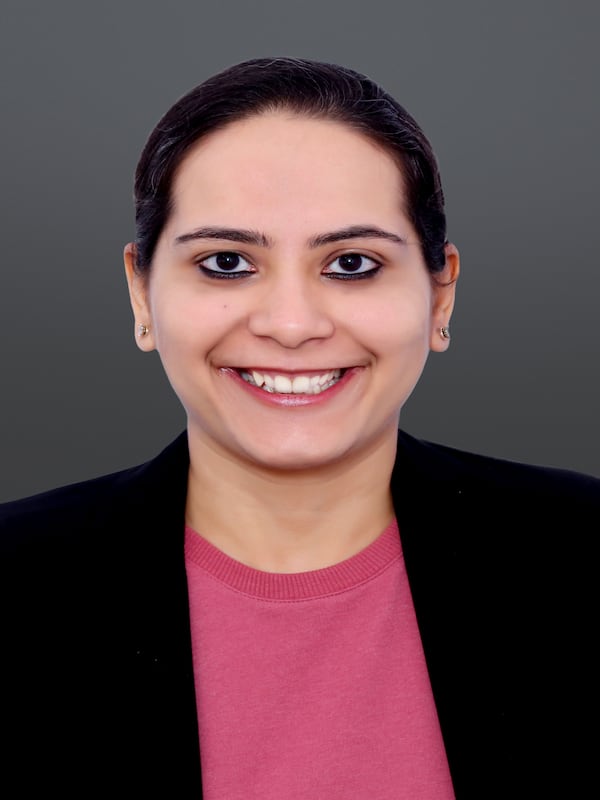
[143,106,414,270]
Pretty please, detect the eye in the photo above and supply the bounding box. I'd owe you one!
[197,251,255,279]
[323,252,382,280]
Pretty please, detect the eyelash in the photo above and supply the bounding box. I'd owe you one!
[196,252,383,281]
[323,253,382,280]
[196,252,254,280]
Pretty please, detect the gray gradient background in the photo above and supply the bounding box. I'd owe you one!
[1,0,599,502]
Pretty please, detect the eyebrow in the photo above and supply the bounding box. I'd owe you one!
[307,225,407,248]
[173,224,407,248]
[174,226,272,247]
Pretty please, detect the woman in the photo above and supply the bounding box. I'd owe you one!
[1,58,598,799]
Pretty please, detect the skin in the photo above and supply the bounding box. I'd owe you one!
[124,112,459,572]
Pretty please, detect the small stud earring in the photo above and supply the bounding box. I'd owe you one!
[440,326,450,340]
[138,324,149,337]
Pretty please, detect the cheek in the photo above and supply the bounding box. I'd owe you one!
[150,286,234,360]
[349,289,432,352]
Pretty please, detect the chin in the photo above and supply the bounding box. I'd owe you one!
[236,436,355,473]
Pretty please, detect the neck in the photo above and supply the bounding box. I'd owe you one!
[185,431,397,573]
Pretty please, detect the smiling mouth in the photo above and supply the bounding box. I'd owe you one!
[237,368,345,395]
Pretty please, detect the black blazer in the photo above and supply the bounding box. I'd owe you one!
[1,431,598,798]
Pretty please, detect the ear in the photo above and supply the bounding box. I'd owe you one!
[123,242,156,352]
[429,242,460,353]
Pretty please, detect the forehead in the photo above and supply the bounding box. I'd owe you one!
[168,113,409,235]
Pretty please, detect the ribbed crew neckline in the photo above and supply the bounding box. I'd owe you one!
[184,519,401,601]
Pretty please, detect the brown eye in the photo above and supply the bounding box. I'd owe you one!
[198,251,254,278]
[338,254,364,272]
[215,252,242,270]
[323,253,382,280]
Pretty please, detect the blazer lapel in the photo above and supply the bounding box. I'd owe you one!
[392,431,512,796]
[112,432,203,794]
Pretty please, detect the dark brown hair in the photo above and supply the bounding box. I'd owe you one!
[133,57,447,273]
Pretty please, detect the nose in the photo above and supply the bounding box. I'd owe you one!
[247,272,335,348]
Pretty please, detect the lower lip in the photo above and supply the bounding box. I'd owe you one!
[221,368,360,407]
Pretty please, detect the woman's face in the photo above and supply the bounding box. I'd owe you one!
[125,112,458,472]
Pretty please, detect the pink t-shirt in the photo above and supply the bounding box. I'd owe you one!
[185,520,455,799]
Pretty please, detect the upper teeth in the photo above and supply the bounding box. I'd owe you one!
[240,369,342,394]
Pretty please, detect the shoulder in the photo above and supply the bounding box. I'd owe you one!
[395,428,600,506]
[0,431,196,792]
[0,431,190,553]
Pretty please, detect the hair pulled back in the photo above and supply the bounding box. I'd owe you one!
[133,57,447,274]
